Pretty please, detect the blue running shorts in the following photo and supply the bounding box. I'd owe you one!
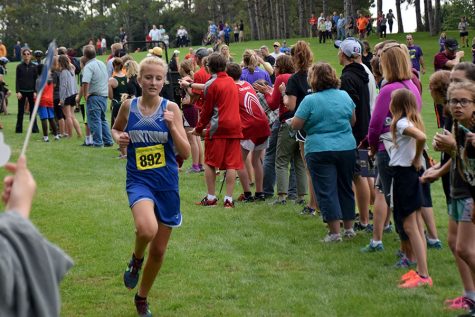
[127,184,182,227]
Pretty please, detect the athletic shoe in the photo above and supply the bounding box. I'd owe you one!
[294,197,306,205]
[134,294,152,317]
[223,199,234,208]
[43,136,49,142]
[300,206,316,216]
[398,274,432,288]
[271,198,286,205]
[427,239,443,249]
[353,222,372,232]
[254,194,266,202]
[237,194,254,202]
[186,167,201,174]
[400,269,417,282]
[394,256,417,269]
[395,249,405,259]
[445,296,475,311]
[195,196,218,207]
[124,254,144,289]
[360,242,384,252]
[54,135,60,140]
[343,229,356,239]
[383,224,393,233]
[321,233,342,243]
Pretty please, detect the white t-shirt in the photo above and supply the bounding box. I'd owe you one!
[360,63,377,114]
[388,118,419,167]
[101,38,107,49]
[149,29,160,41]
[271,52,284,59]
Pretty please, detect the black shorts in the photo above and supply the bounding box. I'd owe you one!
[64,94,77,106]
[53,98,64,120]
[460,31,469,37]
[392,166,422,241]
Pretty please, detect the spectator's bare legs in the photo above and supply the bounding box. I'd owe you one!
[354,175,370,226]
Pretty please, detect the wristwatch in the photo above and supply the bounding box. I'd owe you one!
[188,82,193,88]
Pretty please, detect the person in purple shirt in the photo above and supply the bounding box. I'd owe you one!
[240,49,272,85]
[406,34,425,74]
[364,43,422,256]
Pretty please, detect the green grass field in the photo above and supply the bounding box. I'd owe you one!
[0,31,471,316]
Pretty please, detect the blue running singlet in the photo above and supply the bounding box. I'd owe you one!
[125,97,178,191]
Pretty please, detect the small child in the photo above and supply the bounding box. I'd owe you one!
[388,88,432,288]
[37,77,59,142]
[439,32,447,52]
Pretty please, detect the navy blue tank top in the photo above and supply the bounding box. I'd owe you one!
[125,97,178,191]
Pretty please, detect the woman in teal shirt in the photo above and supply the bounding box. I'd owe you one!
[292,62,356,243]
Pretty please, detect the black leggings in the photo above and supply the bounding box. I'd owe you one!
[16,91,39,133]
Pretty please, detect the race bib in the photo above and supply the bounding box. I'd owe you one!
[136,144,166,170]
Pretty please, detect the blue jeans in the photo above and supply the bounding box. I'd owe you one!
[306,150,356,222]
[337,27,345,41]
[263,121,297,197]
[87,96,113,146]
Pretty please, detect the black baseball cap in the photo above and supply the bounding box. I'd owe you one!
[195,47,209,59]
[445,38,459,51]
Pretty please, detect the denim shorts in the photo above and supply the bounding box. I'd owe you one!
[448,197,473,223]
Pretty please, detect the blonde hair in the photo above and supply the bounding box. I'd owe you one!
[291,41,313,72]
[380,43,413,83]
[242,49,258,73]
[124,60,139,79]
[138,57,168,79]
[390,88,425,145]
[179,59,194,78]
[121,54,133,64]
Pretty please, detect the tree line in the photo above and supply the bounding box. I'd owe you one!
[0,0,472,55]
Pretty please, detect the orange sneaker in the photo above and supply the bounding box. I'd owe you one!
[400,270,417,282]
[399,274,432,288]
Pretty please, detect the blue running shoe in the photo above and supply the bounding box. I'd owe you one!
[360,241,384,252]
[124,254,144,289]
[135,294,152,317]
[394,255,417,269]
[427,239,443,249]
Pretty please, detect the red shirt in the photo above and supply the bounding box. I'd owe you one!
[196,72,242,139]
[192,66,211,110]
[265,73,292,121]
[309,17,317,25]
[40,82,54,107]
[236,81,271,140]
[434,51,455,71]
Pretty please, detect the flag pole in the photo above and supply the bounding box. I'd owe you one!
[20,40,56,156]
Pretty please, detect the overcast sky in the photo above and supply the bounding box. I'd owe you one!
[370,2,422,33]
